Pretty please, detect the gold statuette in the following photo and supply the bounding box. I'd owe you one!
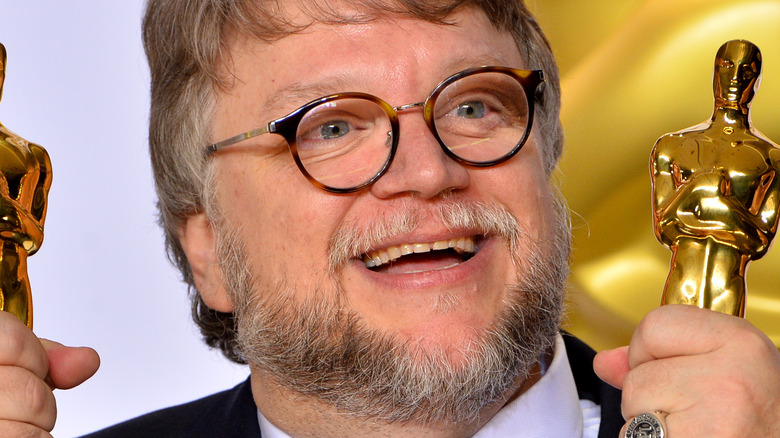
[0,44,52,328]
[650,40,779,317]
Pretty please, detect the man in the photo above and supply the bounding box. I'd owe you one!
[0,1,778,437]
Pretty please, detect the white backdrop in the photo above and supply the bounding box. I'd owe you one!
[0,2,249,436]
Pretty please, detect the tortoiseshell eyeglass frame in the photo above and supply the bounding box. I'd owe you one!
[205,66,544,193]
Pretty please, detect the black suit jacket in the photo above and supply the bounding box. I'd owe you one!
[82,334,623,437]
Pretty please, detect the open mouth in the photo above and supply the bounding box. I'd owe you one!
[361,236,479,274]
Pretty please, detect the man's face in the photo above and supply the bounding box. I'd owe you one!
[197,5,566,422]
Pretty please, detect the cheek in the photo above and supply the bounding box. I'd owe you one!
[216,157,353,284]
[479,146,556,240]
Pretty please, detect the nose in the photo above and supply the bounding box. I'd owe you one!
[370,108,469,200]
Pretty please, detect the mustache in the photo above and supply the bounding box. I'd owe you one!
[328,201,520,273]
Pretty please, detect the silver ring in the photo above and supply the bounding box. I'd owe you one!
[625,411,667,438]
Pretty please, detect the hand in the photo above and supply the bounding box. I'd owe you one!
[0,311,100,437]
[594,305,780,437]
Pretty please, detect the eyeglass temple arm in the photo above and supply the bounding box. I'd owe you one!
[205,125,272,154]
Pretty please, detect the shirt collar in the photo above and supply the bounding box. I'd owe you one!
[473,334,585,437]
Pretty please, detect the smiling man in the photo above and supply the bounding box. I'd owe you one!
[143,1,582,435]
[0,1,778,437]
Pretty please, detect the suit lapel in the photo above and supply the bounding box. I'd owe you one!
[563,332,624,438]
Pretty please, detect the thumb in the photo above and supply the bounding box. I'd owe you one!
[40,339,100,390]
[593,345,629,389]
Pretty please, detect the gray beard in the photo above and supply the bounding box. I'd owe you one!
[212,195,571,425]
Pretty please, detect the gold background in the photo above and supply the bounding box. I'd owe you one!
[528,0,780,350]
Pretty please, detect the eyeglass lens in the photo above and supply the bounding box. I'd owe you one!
[294,71,531,191]
[295,99,394,190]
[433,71,529,164]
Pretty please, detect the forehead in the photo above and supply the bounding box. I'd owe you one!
[217,7,523,118]
[717,42,761,66]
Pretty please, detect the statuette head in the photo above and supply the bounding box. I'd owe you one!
[713,40,762,109]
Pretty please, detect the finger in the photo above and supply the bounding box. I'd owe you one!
[0,420,52,438]
[0,312,49,380]
[40,340,100,390]
[620,413,675,438]
[627,305,748,368]
[621,355,700,418]
[619,420,628,438]
[593,346,629,389]
[620,354,769,436]
[623,409,753,437]
[0,366,56,431]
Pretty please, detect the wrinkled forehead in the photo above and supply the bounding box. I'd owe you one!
[224,0,499,37]
[216,2,523,100]
[218,0,523,67]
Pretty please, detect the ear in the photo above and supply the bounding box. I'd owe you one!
[178,213,234,312]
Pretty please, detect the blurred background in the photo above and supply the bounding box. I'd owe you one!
[527,0,780,351]
[0,3,249,436]
[0,1,778,436]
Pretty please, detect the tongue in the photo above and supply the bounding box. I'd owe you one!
[378,251,464,274]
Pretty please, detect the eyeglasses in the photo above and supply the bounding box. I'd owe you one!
[205,66,544,193]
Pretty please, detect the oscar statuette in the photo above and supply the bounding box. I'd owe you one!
[0,43,52,329]
[650,40,779,317]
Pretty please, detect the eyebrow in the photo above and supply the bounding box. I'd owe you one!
[442,53,514,74]
[263,75,362,119]
[261,53,517,119]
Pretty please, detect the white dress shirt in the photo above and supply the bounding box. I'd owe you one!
[257,334,601,437]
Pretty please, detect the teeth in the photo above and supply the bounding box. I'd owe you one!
[362,236,477,269]
[432,241,449,250]
[413,243,431,253]
[387,246,402,260]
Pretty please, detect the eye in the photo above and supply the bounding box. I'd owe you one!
[320,121,350,139]
[456,101,486,119]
